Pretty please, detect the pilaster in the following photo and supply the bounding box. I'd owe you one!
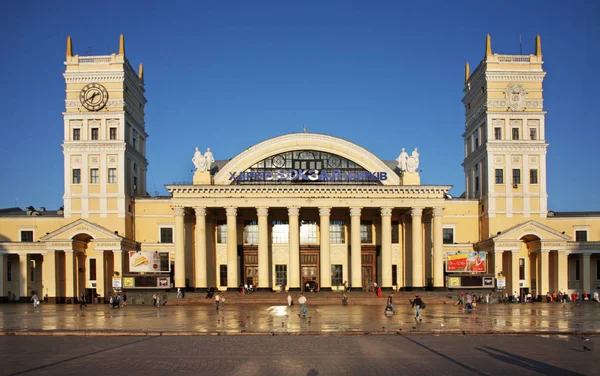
[350,207,362,289]
[380,207,393,288]
[288,207,300,289]
[195,207,207,289]
[319,207,331,289]
[411,207,423,288]
[19,254,28,300]
[173,207,186,288]
[42,251,57,302]
[257,207,270,290]
[432,207,444,288]
[226,207,238,289]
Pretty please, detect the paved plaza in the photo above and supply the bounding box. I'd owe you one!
[0,301,599,335]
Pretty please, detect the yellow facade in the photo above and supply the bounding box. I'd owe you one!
[0,34,599,303]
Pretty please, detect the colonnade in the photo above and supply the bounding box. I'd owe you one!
[173,205,446,290]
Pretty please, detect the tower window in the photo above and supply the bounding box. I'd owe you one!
[529,128,538,140]
[512,128,520,140]
[20,230,34,242]
[72,169,81,184]
[530,169,538,184]
[217,221,228,244]
[90,168,99,184]
[330,220,345,244]
[360,221,373,243]
[495,169,503,184]
[243,220,259,245]
[494,127,502,140]
[91,128,99,140]
[108,168,117,184]
[575,230,587,242]
[109,127,117,140]
[519,258,525,280]
[512,169,521,185]
[72,128,81,140]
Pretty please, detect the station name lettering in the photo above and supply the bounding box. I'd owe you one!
[228,169,388,182]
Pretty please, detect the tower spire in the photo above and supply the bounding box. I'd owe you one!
[118,34,125,56]
[465,62,470,82]
[535,34,542,56]
[485,34,492,56]
[66,35,72,58]
[138,63,144,80]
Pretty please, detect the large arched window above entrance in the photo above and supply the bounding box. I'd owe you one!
[232,150,383,185]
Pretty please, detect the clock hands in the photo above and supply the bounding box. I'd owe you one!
[87,91,100,103]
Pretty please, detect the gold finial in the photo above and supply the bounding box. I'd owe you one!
[485,34,492,56]
[66,35,72,58]
[303,124,307,133]
[465,62,470,82]
[535,34,542,56]
[118,34,125,55]
[138,63,144,80]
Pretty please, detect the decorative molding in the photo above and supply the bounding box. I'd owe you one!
[380,207,393,217]
[257,207,269,217]
[195,207,207,216]
[319,207,331,217]
[226,207,238,217]
[349,207,362,217]
[411,207,423,217]
[287,207,300,217]
[63,73,125,84]
[63,142,127,153]
[173,207,185,216]
[486,73,546,82]
[505,84,528,111]
[432,207,443,217]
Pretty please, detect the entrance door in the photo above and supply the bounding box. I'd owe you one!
[361,266,373,290]
[245,266,258,286]
[301,266,318,292]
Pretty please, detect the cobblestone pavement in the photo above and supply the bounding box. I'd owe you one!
[1,302,599,335]
[0,335,596,375]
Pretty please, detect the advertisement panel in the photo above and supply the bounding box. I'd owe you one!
[128,251,170,273]
[446,252,487,272]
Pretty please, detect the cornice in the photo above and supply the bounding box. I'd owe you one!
[63,72,125,84]
[63,142,127,153]
[485,71,546,82]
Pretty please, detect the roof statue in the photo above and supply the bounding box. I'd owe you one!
[192,147,214,172]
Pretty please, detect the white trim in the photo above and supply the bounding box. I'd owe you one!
[158,225,175,244]
[18,228,35,242]
[442,224,456,245]
[574,226,589,242]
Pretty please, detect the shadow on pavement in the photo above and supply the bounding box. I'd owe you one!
[476,346,585,376]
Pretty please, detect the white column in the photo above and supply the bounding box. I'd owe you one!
[511,250,520,294]
[174,207,186,288]
[42,252,56,301]
[19,254,28,299]
[257,207,269,290]
[65,250,76,301]
[494,251,504,276]
[411,207,423,288]
[95,250,104,301]
[113,250,123,278]
[557,251,568,292]
[582,253,591,293]
[538,250,549,298]
[194,207,207,289]
[432,208,444,288]
[288,207,300,289]
[319,207,331,289]
[226,207,239,289]
[381,207,393,288]
[350,207,362,289]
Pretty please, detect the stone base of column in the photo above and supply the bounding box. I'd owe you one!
[317,287,332,292]
[287,287,302,292]
[399,287,426,292]
[226,287,240,292]
[430,287,447,291]
[256,287,272,292]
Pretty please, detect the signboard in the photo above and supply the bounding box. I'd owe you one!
[496,276,506,290]
[446,252,487,273]
[158,277,170,288]
[483,277,494,287]
[447,275,495,289]
[112,277,122,290]
[128,251,170,273]
[229,169,388,182]
[123,277,135,288]
[448,276,461,287]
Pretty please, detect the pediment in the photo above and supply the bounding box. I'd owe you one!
[40,218,123,242]
[493,220,571,243]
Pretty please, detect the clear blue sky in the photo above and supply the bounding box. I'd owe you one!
[1,1,598,211]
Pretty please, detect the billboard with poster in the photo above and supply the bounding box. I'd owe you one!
[446,252,487,273]
[128,251,170,273]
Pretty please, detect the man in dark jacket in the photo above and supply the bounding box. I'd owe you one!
[410,295,424,322]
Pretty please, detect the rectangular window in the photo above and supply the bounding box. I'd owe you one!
[512,169,521,185]
[30,261,35,282]
[244,220,258,245]
[160,227,173,243]
[91,128,99,140]
[220,265,228,286]
[275,264,287,286]
[108,168,117,184]
[73,169,81,184]
[519,258,525,280]
[72,128,80,140]
[90,168,99,184]
[494,127,502,140]
[7,260,12,281]
[272,220,289,244]
[529,128,537,140]
[89,259,97,280]
[443,228,454,244]
[20,230,33,242]
[330,220,345,244]
[360,221,372,243]
[217,221,227,244]
[512,128,520,140]
[495,169,504,184]
[300,220,318,245]
[331,264,343,287]
[392,265,397,285]
[391,221,399,244]
[109,127,117,140]
[575,259,580,280]
[475,176,480,192]
[475,137,479,149]
[530,169,538,184]
[575,230,588,242]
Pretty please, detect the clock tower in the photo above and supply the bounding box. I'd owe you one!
[62,35,148,237]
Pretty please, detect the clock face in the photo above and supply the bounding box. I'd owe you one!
[80,83,108,111]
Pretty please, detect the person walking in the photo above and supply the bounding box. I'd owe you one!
[177,288,183,299]
[384,292,396,315]
[152,293,157,306]
[79,293,87,309]
[287,293,293,307]
[410,294,424,322]
[298,293,307,318]
[31,292,40,310]
[215,292,221,311]
[221,295,226,309]
[156,294,161,308]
